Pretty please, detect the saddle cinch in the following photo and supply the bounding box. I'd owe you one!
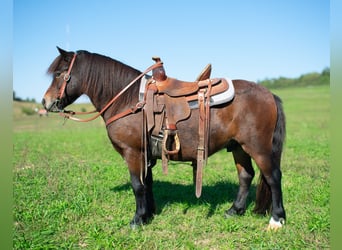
[143,57,234,197]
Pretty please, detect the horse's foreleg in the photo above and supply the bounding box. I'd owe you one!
[225,146,255,217]
[127,156,156,228]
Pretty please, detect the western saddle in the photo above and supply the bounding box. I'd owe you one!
[143,57,230,197]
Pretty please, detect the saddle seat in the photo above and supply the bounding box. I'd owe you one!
[155,77,222,97]
[151,57,222,97]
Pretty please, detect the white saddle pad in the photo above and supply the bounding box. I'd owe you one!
[139,76,235,109]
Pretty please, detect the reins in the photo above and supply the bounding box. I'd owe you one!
[59,57,163,125]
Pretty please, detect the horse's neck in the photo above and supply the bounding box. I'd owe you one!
[82,63,141,117]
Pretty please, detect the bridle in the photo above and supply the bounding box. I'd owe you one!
[49,53,77,112]
[57,53,77,100]
[54,53,163,126]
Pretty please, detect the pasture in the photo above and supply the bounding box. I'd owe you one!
[13,85,329,249]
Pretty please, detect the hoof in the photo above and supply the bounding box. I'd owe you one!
[129,217,144,230]
[267,217,285,231]
[224,206,245,219]
[130,222,142,230]
[224,209,237,219]
[129,215,153,229]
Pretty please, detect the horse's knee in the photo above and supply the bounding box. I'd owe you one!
[239,167,255,184]
[262,168,282,189]
[130,174,143,193]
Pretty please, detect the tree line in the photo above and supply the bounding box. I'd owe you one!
[13,68,329,103]
[258,67,329,89]
[13,91,36,103]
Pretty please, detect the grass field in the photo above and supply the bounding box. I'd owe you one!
[13,85,329,249]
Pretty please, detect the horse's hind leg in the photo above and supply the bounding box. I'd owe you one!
[253,154,286,230]
[225,145,255,217]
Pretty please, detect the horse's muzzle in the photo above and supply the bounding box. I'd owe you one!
[42,97,63,113]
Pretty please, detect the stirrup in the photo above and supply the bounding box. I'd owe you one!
[162,129,180,155]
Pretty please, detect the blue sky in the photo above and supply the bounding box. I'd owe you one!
[13,0,329,103]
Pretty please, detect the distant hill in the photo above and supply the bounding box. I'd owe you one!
[258,67,329,89]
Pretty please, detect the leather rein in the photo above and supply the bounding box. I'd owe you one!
[57,53,163,126]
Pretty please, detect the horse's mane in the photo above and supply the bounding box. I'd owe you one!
[48,50,142,110]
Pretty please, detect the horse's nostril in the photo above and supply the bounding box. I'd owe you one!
[42,98,46,107]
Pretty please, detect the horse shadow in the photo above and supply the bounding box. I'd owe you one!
[111,180,256,218]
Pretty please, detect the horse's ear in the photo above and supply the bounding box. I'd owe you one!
[57,46,68,55]
[56,46,73,62]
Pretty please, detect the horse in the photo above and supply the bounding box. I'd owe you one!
[42,47,286,230]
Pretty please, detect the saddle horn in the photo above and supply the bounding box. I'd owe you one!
[152,56,167,82]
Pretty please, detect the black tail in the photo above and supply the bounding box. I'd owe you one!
[271,94,286,161]
[254,94,286,214]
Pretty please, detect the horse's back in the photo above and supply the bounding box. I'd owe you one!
[173,79,278,160]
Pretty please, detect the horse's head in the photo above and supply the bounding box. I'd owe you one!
[42,47,83,112]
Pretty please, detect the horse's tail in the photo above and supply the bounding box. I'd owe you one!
[254,94,286,214]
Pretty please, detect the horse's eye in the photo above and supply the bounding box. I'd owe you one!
[54,72,61,78]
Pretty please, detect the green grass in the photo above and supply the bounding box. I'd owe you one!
[13,85,330,249]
